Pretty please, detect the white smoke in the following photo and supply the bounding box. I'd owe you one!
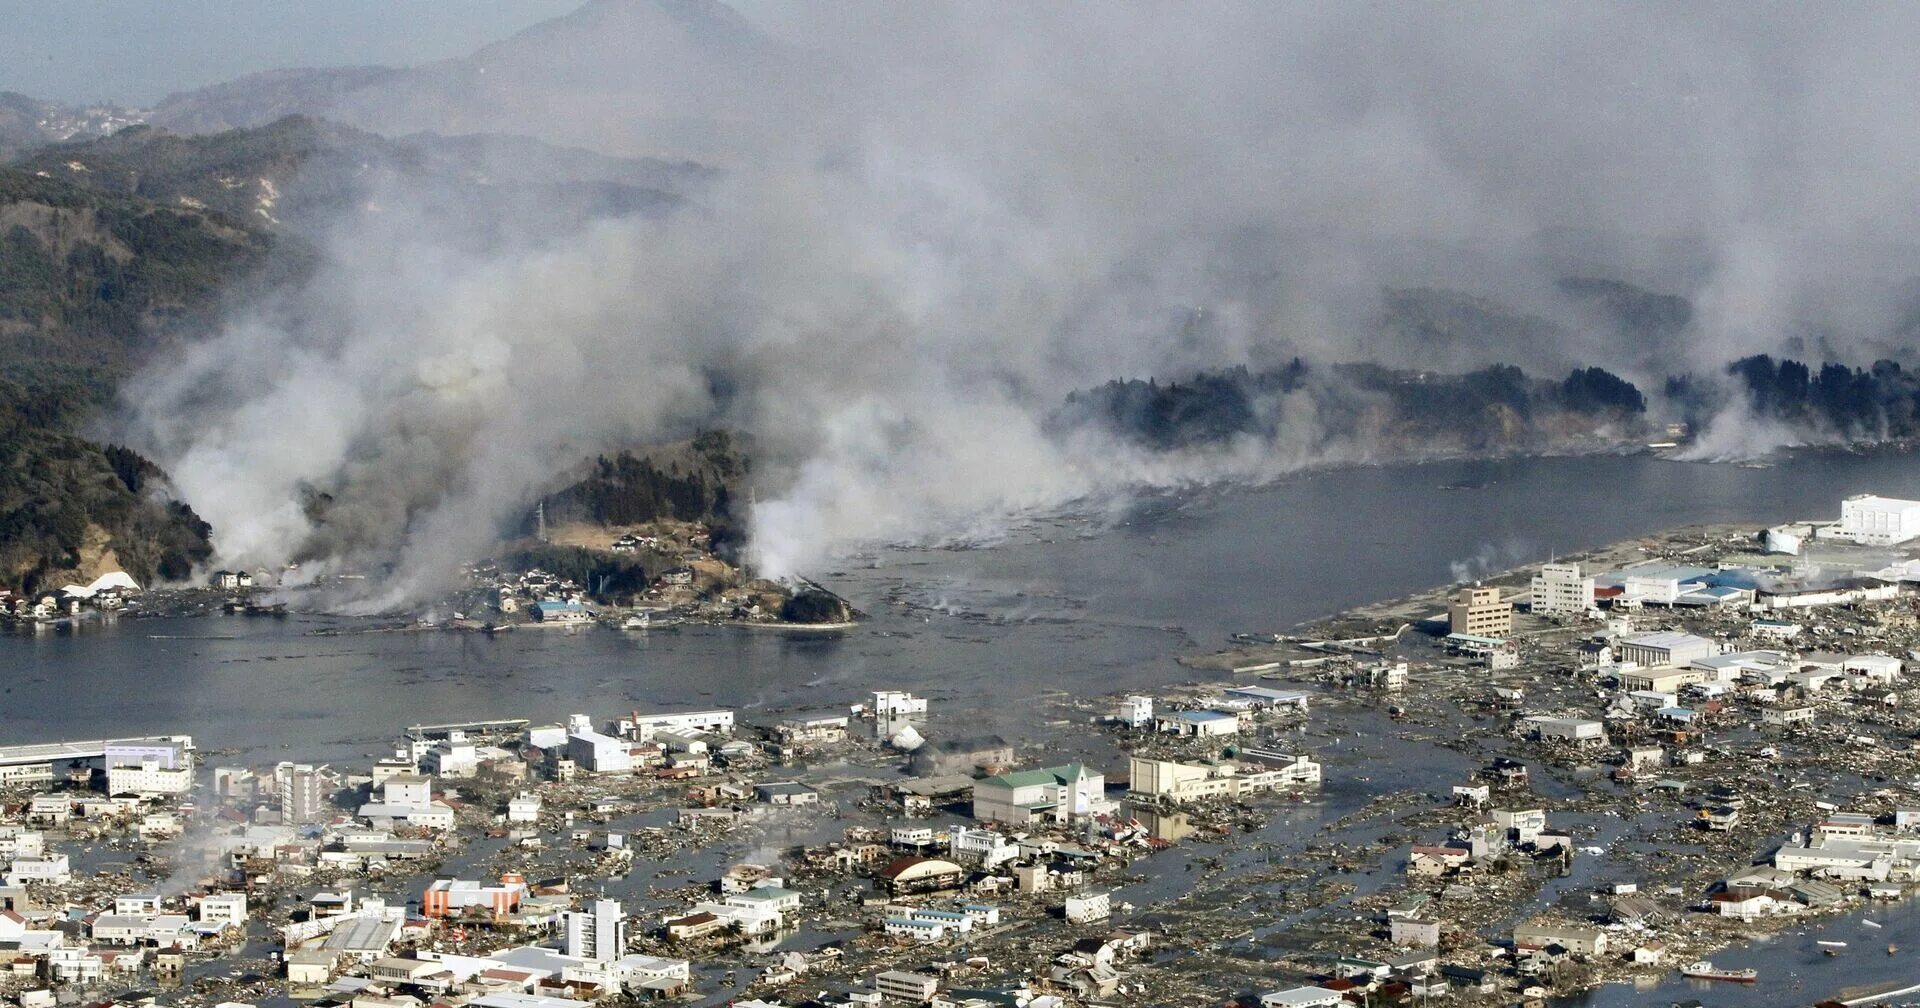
[110,2,1920,600]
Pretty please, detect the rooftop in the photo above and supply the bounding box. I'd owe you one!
[976,763,1088,790]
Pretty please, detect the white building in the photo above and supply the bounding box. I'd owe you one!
[104,740,193,798]
[564,899,627,962]
[623,710,735,738]
[1845,654,1904,684]
[883,917,947,943]
[107,758,193,798]
[1616,631,1718,667]
[195,893,247,927]
[1837,495,1920,545]
[948,826,1020,869]
[1530,563,1595,617]
[6,854,70,884]
[971,763,1111,825]
[869,691,928,717]
[507,793,542,823]
[1063,892,1111,924]
[874,970,940,1002]
[421,734,479,777]
[567,731,633,774]
[1118,695,1154,728]
[1154,710,1240,737]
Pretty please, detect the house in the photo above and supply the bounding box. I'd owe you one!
[506,793,541,823]
[1513,920,1608,956]
[210,570,253,590]
[1154,710,1240,737]
[1711,886,1796,919]
[971,763,1109,825]
[1608,895,1666,925]
[1407,846,1470,877]
[753,782,819,806]
[662,912,724,941]
[1453,783,1491,807]
[1698,807,1740,831]
[724,887,801,915]
[1762,706,1816,727]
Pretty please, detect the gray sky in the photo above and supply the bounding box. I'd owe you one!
[0,0,583,105]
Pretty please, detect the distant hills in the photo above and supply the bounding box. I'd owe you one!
[135,0,799,160]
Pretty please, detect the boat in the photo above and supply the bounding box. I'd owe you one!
[621,613,651,630]
[1817,940,1847,947]
[1681,961,1757,982]
[1864,918,1884,929]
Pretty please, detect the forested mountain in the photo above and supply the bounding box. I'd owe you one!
[0,167,262,589]
[1060,361,1655,457]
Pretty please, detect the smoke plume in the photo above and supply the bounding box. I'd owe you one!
[114,1,1920,600]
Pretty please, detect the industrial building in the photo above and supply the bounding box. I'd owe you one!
[1835,494,1920,545]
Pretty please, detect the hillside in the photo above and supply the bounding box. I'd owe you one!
[1060,361,1656,458]
[0,167,257,590]
[0,168,272,398]
[8,116,707,235]
[535,430,750,556]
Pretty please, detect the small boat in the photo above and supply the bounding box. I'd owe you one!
[621,613,651,630]
[1681,961,1757,982]
[1889,943,1899,956]
[1818,940,1847,947]
[1864,919,1884,929]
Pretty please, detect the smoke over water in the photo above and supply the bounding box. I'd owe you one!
[114,3,1920,600]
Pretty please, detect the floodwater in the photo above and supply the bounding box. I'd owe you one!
[8,448,1920,1001]
[10,449,1920,764]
